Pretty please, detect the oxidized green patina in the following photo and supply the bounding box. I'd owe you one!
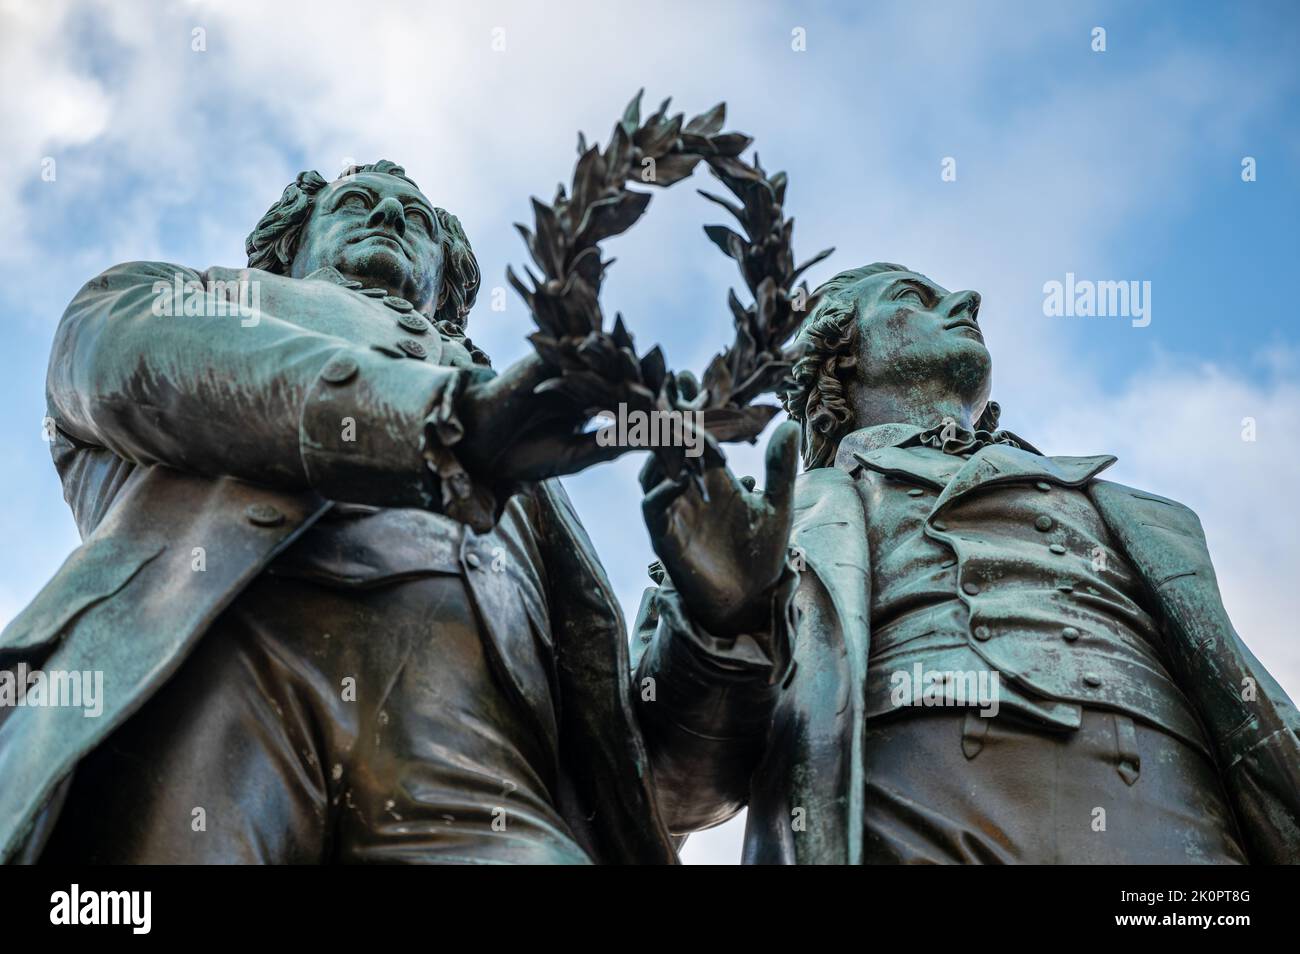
[633,263,1300,864]
[3,134,1296,865]
[0,160,675,864]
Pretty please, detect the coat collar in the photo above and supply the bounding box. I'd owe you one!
[834,423,1117,507]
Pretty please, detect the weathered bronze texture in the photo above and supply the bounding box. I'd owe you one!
[634,264,1300,864]
[4,111,1294,866]
[0,160,678,864]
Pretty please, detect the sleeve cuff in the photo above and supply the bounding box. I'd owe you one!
[655,591,775,674]
[422,370,508,533]
[300,346,491,521]
[652,555,799,687]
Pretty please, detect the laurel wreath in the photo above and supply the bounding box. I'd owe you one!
[509,91,833,479]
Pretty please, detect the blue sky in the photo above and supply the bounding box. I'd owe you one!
[1,0,1297,863]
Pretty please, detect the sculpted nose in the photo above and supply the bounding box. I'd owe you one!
[947,290,981,322]
[368,196,406,236]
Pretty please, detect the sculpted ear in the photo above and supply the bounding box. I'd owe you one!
[975,400,1001,432]
[433,209,481,329]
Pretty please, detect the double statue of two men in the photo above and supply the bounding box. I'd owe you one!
[2,157,1297,865]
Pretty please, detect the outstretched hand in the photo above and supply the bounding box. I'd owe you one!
[640,420,800,639]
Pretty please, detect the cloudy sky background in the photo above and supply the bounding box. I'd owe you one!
[1,0,1297,863]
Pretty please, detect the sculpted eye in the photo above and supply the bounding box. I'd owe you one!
[894,287,926,304]
[338,192,372,212]
[407,208,433,234]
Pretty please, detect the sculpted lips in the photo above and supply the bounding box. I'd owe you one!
[944,316,983,337]
[350,229,412,259]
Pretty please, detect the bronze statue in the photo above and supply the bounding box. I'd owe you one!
[0,160,681,864]
[5,90,1294,865]
[633,262,1300,863]
[0,92,819,866]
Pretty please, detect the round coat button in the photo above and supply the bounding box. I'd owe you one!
[907,488,925,497]
[1083,672,1103,687]
[974,625,991,641]
[360,287,387,298]
[1034,515,1053,532]
[340,279,363,289]
[1049,543,1067,555]
[383,295,414,313]
[1035,481,1052,492]
[397,338,427,359]
[397,312,430,334]
[465,552,482,569]
[1062,626,1081,641]
[245,503,284,527]
[962,581,980,596]
[320,356,359,385]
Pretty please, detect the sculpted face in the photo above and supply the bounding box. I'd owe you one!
[289,172,446,313]
[847,268,992,413]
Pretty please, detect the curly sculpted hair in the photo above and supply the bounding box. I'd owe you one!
[782,263,1001,470]
[244,160,481,330]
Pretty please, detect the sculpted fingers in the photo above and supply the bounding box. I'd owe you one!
[642,476,690,548]
[763,420,801,520]
[638,453,667,495]
[555,431,628,474]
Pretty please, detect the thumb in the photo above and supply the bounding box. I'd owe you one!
[763,420,801,519]
[642,476,689,546]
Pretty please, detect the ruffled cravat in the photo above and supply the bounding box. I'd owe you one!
[910,419,1022,457]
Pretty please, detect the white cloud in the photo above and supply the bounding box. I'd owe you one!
[0,0,112,264]
[0,0,1295,867]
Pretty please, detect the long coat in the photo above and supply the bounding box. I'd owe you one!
[634,425,1300,864]
[0,261,676,864]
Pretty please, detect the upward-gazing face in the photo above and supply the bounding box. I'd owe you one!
[847,268,992,411]
[289,172,445,313]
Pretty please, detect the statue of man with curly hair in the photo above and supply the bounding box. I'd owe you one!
[0,160,679,864]
[632,262,1300,864]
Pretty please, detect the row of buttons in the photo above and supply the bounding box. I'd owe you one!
[374,339,429,360]
[314,292,434,381]
[944,479,1099,688]
[971,617,1101,689]
[938,519,1067,547]
[971,622,1081,643]
[348,285,434,361]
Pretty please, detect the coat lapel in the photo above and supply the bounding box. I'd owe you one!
[844,427,1116,507]
[781,466,871,864]
[532,480,678,864]
[0,467,327,863]
[849,444,958,490]
[932,445,1116,512]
